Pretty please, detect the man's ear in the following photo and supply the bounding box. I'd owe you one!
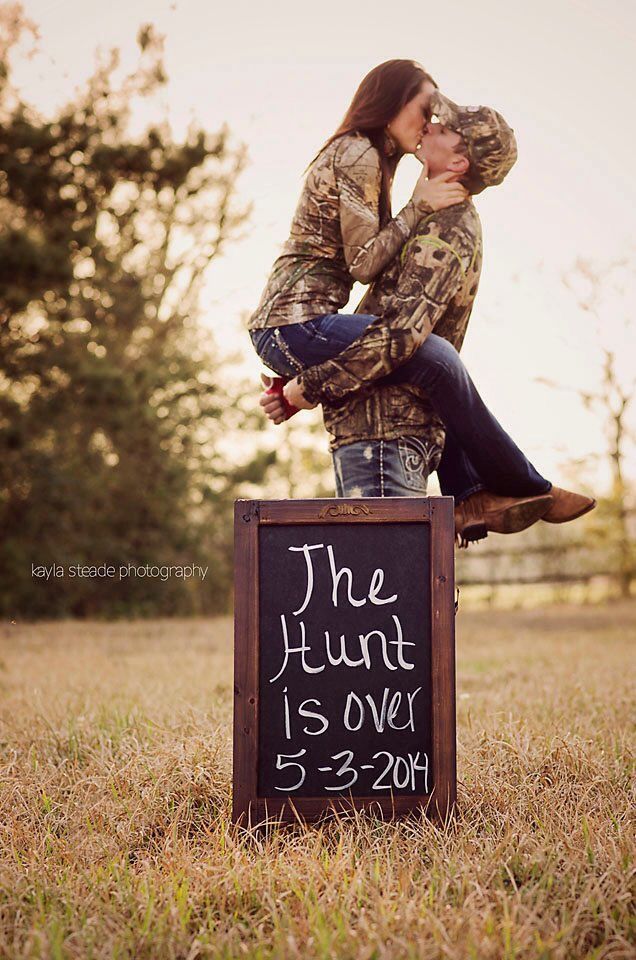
[447,155,470,176]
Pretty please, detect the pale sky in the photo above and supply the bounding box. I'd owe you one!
[14,0,636,487]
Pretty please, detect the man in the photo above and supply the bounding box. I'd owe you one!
[261,92,593,543]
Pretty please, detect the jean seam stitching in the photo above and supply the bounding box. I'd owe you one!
[273,327,304,374]
[380,441,385,497]
[252,330,291,378]
[309,324,330,343]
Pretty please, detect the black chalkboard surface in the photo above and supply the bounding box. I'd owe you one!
[233,498,456,824]
[258,522,431,797]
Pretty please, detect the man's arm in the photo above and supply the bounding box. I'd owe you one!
[299,222,468,407]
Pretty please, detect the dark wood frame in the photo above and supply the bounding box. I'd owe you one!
[232,497,456,825]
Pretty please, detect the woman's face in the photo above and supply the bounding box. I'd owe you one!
[388,79,436,154]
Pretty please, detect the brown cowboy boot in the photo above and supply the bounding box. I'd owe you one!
[455,490,553,548]
[542,487,596,523]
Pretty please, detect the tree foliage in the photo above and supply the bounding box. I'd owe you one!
[0,10,250,617]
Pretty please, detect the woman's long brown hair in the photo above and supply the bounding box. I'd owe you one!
[310,59,435,224]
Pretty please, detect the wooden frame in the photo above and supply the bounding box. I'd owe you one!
[232,497,456,825]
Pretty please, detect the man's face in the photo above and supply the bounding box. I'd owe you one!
[418,122,468,177]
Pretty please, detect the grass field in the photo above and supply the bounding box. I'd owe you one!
[0,603,634,959]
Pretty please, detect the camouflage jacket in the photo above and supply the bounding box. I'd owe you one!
[248,132,431,330]
[301,201,483,451]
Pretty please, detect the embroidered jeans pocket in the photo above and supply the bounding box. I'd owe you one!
[397,437,440,492]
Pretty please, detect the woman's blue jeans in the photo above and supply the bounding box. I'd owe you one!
[250,314,551,502]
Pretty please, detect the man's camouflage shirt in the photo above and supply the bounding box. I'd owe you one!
[301,201,484,451]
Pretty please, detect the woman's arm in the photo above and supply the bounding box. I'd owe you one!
[337,136,467,284]
[337,136,426,284]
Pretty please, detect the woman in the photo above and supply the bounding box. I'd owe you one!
[249,60,463,334]
[249,60,595,540]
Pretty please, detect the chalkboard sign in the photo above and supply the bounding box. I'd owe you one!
[232,497,456,824]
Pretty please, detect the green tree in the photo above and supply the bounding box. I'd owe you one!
[0,9,249,617]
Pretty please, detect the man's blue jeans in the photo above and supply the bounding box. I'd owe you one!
[250,314,551,501]
[331,436,440,497]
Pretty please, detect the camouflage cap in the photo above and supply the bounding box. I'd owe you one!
[429,90,518,194]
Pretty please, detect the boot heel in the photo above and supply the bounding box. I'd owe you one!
[457,521,488,549]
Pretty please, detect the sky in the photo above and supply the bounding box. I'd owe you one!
[13,0,636,487]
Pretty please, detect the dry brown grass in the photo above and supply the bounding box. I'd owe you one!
[0,604,634,959]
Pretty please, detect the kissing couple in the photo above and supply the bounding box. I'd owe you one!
[248,59,595,546]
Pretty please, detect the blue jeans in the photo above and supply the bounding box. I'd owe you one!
[332,437,440,497]
[250,315,551,502]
